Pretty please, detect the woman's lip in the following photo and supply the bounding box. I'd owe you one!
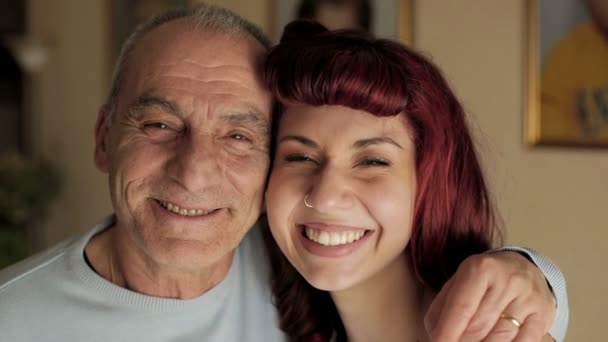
[298,222,371,232]
[298,228,374,258]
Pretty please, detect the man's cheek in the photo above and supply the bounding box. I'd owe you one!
[224,153,270,189]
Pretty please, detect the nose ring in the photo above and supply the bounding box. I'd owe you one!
[304,194,314,208]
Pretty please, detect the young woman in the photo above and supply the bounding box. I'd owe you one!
[262,20,556,341]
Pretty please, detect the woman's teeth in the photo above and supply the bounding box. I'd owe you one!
[159,201,211,217]
[304,227,366,246]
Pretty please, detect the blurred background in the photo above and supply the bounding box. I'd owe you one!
[0,0,605,340]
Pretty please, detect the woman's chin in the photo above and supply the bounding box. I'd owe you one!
[300,269,359,292]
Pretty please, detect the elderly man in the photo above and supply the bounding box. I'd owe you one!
[0,5,567,342]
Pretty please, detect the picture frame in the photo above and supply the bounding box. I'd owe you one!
[270,0,413,44]
[525,0,608,146]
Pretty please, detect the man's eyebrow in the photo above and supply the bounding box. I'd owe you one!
[352,137,403,149]
[278,135,319,148]
[127,93,182,118]
[221,111,270,136]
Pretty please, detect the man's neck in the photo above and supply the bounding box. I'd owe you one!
[330,254,432,342]
[84,225,234,299]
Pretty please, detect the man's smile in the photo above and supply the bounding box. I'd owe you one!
[155,199,218,217]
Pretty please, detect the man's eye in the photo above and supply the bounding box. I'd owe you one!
[141,121,181,142]
[143,122,170,130]
[229,133,252,142]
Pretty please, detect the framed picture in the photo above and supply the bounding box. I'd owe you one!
[270,0,413,44]
[525,0,608,146]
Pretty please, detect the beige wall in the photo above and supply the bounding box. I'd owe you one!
[28,0,603,339]
[415,1,606,340]
[29,0,112,246]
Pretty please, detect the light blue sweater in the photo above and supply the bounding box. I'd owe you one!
[0,216,286,342]
[0,216,568,341]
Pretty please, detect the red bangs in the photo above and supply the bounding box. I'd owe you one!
[265,28,408,117]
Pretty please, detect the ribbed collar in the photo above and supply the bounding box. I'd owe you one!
[68,214,239,313]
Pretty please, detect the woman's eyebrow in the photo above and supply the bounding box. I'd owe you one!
[352,137,403,149]
[278,135,319,148]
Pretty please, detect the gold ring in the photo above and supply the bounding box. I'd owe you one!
[500,313,522,328]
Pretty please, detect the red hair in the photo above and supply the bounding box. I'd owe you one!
[263,20,499,341]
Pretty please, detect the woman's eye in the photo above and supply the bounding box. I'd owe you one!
[285,154,317,164]
[360,158,390,167]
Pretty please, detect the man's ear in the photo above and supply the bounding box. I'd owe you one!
[94,105,112,173]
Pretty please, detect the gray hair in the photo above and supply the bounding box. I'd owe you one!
[106,3,272,120]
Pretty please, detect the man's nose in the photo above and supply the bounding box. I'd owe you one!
[306,165,356,213]
[167,133,221,191]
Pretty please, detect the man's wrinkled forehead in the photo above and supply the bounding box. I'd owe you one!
[129,19,268,84]
[117,19,272,112]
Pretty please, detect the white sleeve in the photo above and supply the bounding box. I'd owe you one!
[489,246,568,342]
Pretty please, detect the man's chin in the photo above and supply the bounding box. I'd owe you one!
[146,237,238,271]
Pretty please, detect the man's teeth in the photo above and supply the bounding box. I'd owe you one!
[305,227,366,246]
[159,201,211,217]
